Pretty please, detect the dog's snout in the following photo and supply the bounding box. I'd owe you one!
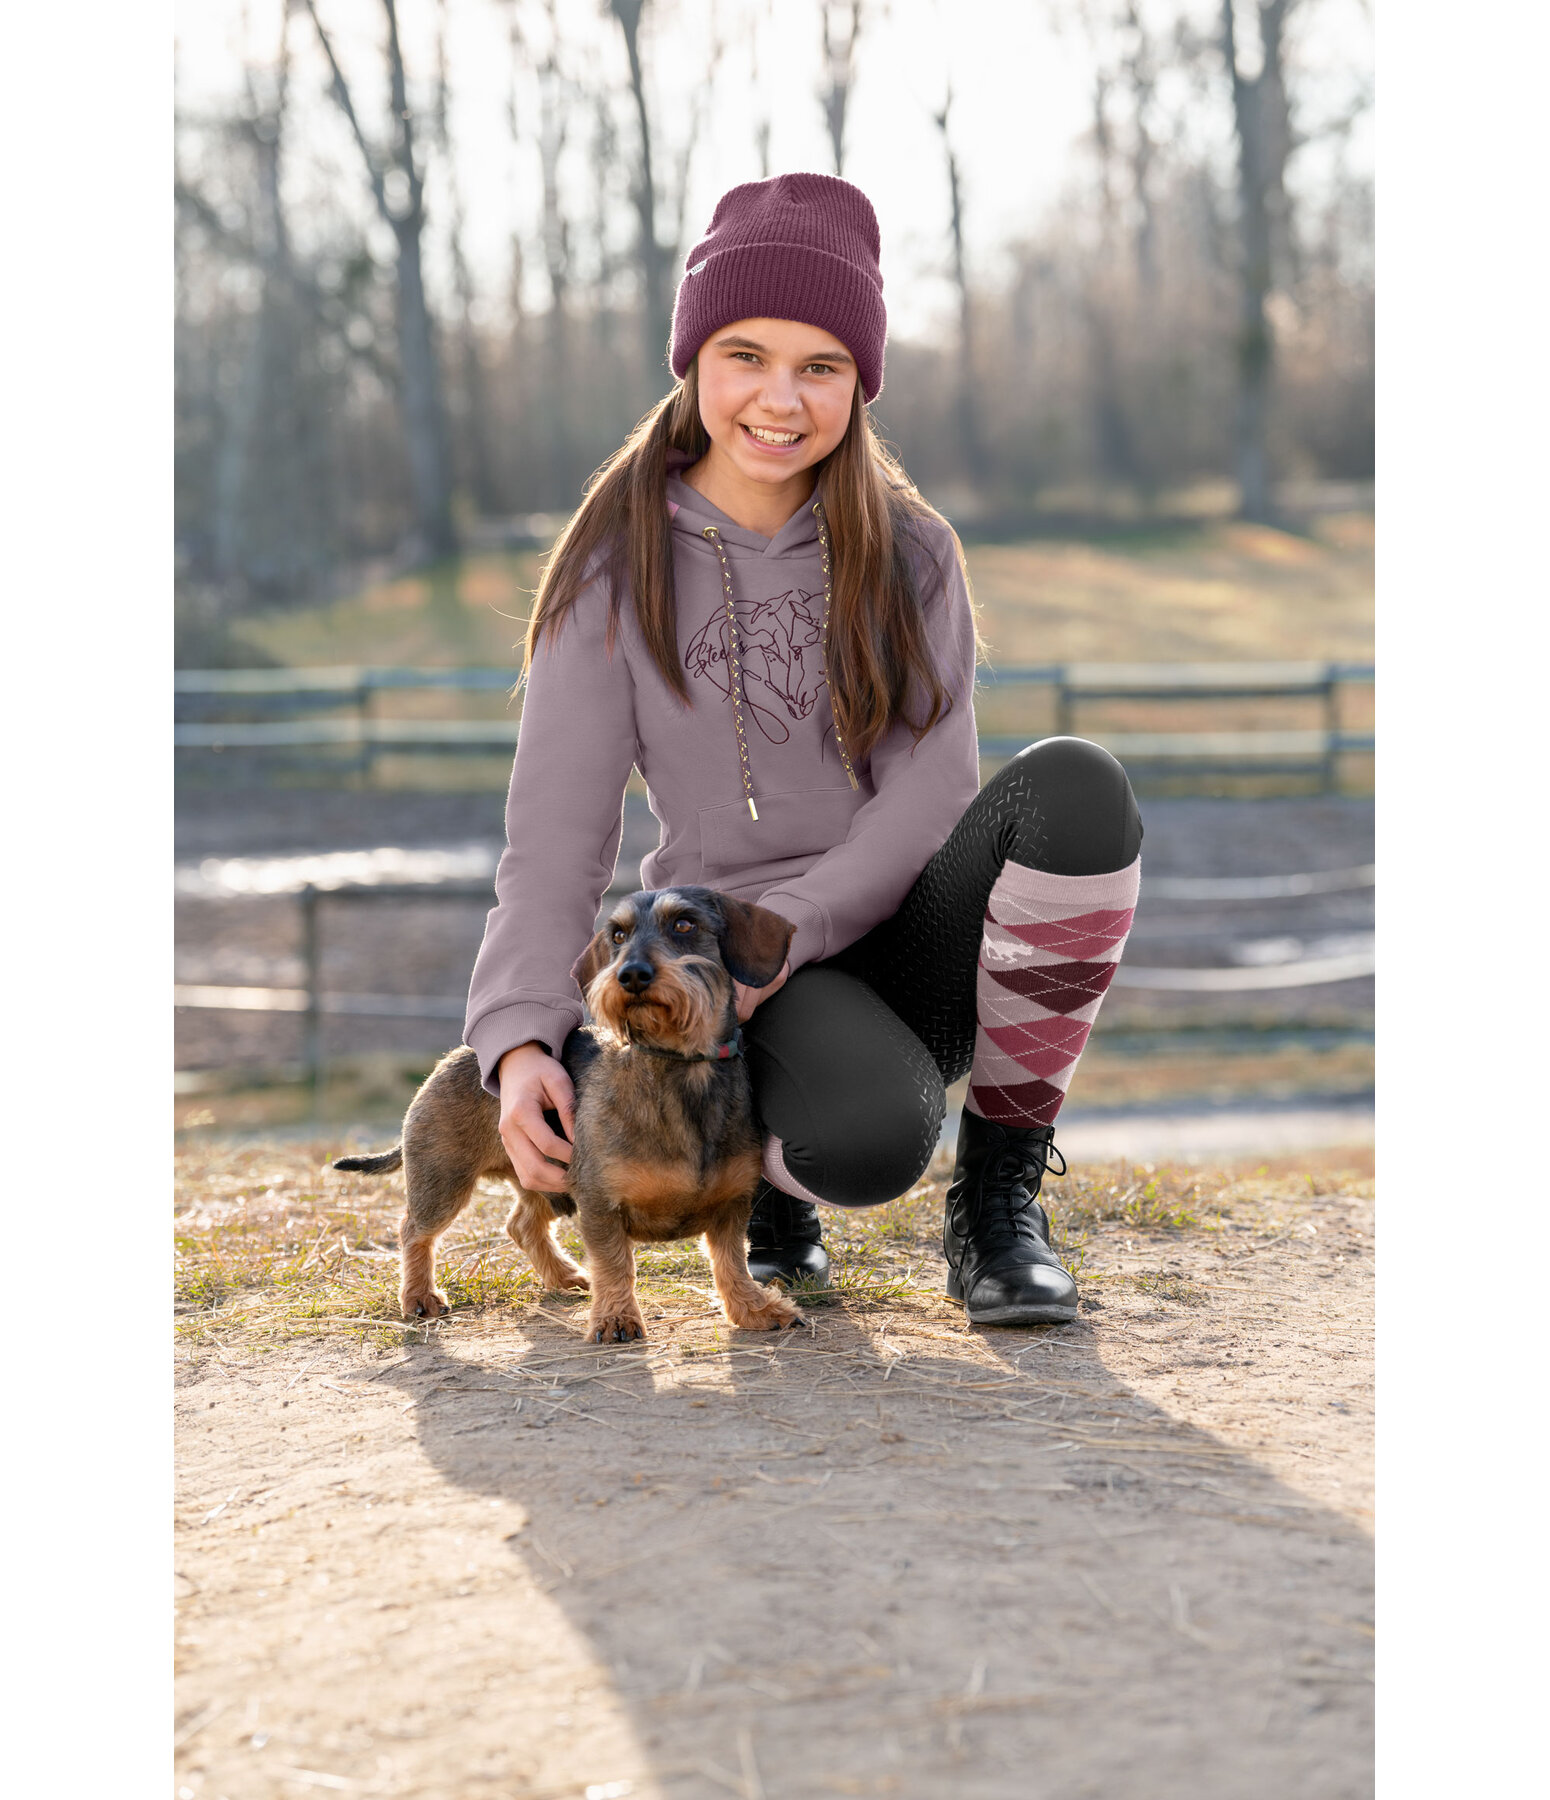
[616,957,655,995]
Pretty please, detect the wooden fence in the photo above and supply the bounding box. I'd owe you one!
[175,865,1375,1093]
[175,661,1375,791]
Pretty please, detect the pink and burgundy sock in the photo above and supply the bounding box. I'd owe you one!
[965,856,1141,1128]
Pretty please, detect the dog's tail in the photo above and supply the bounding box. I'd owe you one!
[332,1145,403,1175]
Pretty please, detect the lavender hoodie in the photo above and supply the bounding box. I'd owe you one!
[464,450,982,1093]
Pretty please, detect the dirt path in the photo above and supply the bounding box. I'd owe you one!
[175,1157,1372,1800]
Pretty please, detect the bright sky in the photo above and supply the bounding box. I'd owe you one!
[174,0,1372,343]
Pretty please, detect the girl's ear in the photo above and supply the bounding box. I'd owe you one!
[570,932,613,991]
[715,897,796,988]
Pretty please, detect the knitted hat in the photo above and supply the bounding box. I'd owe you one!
[669,172,888,402]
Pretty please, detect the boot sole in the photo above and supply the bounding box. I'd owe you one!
[947,1268,1078,1325]
[964,1299,1078,1325]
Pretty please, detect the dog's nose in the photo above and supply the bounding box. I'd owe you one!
[616,958,654,995]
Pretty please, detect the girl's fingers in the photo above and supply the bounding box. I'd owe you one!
[519,1091,573,1165]
[545,1069,577,1133]
[500,1123,568,1194]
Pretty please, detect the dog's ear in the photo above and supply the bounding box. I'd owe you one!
[715,896,796,988]
[570,930,613,991]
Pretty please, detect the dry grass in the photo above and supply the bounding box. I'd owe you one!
[173,1138,1373,1350]
[227,514,1373,673]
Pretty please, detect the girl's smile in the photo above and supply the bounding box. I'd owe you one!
[739,421,807,452]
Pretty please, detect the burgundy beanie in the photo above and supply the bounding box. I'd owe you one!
[669,172,887,402]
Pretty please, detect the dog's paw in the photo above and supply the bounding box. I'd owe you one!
[586,1304,647,1344]
[724,1287,805,1333]
[554,1263,591,1293]
[401,1285,451,1321]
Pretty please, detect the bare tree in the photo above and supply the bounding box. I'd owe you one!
[1221,0,1298,521]
[178,1,343,601]
[667,26,725,273]
[930,86,987,492]
[210,19,293,587]
[435,0,498,518]
[1076,14,1138,492]
[304,0,456,556]
[530,0,577,495]
[1120,0,1160,291]
[609,0,673,379]
[749,0,774,177]
[819,1,863,175]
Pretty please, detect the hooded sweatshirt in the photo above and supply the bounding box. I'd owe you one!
[463,448,982,1094]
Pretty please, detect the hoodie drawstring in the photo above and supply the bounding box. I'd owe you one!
[700,499,860,822]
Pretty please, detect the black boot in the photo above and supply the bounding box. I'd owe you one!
[943,1109,1077,1324]
[746,1179,830,1288]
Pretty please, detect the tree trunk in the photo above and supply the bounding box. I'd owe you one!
[436,0,499,520]
[611,0,672,383]
[820,2,863,176]
[931,93,987,495]
[1085,61,1136,492]
[1223,0,1296,523]
[537,38,574,502]
[304,0,456,556]
[393,219,457,554]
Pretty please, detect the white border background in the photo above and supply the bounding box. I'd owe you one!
[5,1,1546,1792]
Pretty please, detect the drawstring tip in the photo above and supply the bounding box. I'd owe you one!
[846,771,859,790]
[747,797,759,821]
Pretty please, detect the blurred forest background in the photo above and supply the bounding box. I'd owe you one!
[174,0,1372,634]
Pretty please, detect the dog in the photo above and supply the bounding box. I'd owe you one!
[333,886,805,1343]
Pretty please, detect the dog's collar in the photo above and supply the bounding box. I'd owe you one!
[625,1026,745,1064]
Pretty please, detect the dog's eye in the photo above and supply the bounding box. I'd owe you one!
[610,927,627,943]
[673,918,695,934]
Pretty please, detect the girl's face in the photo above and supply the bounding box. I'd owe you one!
[694,317,859,490]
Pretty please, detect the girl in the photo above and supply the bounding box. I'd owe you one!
[466,172,1142,1326]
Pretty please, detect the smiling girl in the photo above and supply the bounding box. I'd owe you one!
[465,173,1142,1325]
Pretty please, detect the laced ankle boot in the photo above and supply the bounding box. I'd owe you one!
[943,1109,1077,1324]
[746,1178,830,1289]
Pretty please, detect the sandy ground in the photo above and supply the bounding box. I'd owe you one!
[174,1158,1372,1800]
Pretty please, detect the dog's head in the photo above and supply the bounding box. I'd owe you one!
[570,887,795,1054]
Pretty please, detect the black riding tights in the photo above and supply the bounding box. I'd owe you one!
[742,736,1143,1208]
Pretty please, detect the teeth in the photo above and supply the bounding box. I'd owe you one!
[744,425,803,445]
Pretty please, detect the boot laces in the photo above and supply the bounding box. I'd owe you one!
[951,1133,1067,1255]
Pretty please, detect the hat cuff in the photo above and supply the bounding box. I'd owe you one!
[670,240,886,402]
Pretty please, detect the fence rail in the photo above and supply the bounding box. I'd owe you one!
[176,661,1374,788]
[176,866,1375,1092]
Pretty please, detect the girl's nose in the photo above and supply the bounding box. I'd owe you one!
[758,373,803,413]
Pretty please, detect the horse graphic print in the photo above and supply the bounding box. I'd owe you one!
[684,586,836,749]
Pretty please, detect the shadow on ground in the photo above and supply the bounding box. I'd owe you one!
[361,1290,1371,1800]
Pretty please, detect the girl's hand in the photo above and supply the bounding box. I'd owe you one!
[733,956,791,1024]
[496,1042,576,1195]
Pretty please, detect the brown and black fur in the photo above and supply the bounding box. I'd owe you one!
[333,887,804,1342]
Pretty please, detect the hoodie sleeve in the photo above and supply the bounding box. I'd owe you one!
[755,526,982,970]
[464,575,639,1094]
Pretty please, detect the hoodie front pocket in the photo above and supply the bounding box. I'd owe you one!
[698,784,867,878]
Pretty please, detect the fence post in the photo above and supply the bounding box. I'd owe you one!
[1055,667,1073,740]
[1321,667,1339,795]
[301,883,321,1108]
[356,680,375,788]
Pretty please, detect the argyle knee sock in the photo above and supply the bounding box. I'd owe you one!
[965,855,1141,1128]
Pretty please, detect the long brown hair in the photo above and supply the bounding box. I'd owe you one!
[521,361,981,764]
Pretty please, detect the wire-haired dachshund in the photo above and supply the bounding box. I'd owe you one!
[333,887,805,1342]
